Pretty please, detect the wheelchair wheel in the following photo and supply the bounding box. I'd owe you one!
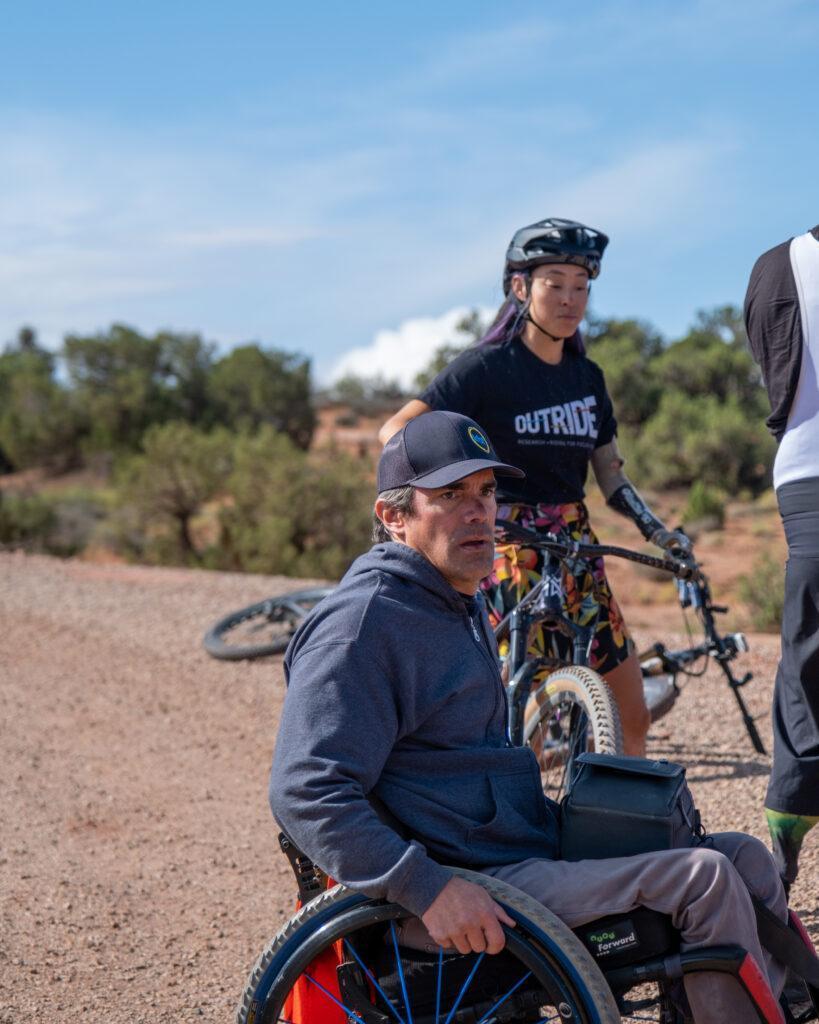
[203,587,334,661]
[237,867,620,1024]
[523,665,624,802]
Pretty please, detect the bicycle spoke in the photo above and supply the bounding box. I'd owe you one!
[442,952,485,1024]
[343,938,407,1024]
[390,921,415,1024]
[475,969,532,1023]
[555,707,576,798]
[303,971,367,1023]
[435,944,443,1024]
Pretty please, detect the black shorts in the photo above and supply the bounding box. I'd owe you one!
[481,500,633,677]
[766,476,819,814]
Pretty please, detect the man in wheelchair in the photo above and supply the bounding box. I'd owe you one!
[268,412,814,1023]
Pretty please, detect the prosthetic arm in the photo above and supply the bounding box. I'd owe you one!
[591,439,691,554]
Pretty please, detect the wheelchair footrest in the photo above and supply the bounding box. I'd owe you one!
[606,945,784,1024]
[604,944,745,990]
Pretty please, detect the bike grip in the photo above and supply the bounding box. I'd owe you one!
[495,518,556,546]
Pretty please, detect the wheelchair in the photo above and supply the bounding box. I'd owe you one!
[236,833,819,1024]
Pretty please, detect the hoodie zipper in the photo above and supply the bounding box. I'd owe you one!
[462,605,511,745]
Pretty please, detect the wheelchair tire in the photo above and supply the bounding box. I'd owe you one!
[237,866,620,1024]
[523,665,624,802]
[203,587,334,661]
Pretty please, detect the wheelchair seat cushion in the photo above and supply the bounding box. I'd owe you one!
[573,907,679,972]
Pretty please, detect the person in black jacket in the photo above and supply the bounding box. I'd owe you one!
[745,224,819,892]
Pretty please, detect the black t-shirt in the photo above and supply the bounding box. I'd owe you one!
[419,337,616,504]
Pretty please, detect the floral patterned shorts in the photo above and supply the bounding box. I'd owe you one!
[481,501,633,677]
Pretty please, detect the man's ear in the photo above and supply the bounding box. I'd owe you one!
[374,499,405,539]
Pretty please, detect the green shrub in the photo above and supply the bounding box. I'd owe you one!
[111,421,233,565]
[629,392,775,495]
[0,492,57,547]
[738,552,785,632]
[682,482,726,530]
[45,491,109,556]
[217,427,373,579]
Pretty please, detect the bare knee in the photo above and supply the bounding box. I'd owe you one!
[621,703,651,756]
[603,655,650,757]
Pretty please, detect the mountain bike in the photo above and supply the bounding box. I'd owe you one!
[493,518,705,799]
[637,570,765,753]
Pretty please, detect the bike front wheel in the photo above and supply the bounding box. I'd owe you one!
[523,665,624,802]
[203,587,335,661]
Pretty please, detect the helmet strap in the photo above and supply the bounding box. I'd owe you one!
[524,311,566,344]
[513,274,568,344]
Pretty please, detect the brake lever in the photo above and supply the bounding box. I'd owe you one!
[495,518,559,547]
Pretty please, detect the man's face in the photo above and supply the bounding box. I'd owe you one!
[381,468,497,593]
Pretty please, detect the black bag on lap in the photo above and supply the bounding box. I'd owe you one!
[559,753,706,861]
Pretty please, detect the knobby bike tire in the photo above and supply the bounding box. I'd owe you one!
[203,587,334,661]
[523,665,624,802]
[236,866,620,1024]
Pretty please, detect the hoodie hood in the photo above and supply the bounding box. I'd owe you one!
[339,541,470,614]
[272,539,559,918]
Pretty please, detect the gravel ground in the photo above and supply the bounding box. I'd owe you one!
[1,551,816,1022]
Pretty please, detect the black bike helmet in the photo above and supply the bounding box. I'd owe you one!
[503,217,609,294]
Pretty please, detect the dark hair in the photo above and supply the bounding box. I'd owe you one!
[372,485,416,543]
[478,272,586,354]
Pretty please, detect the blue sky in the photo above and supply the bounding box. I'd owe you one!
[1,1,817,385]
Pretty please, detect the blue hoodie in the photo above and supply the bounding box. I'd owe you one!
[269,542,560,917]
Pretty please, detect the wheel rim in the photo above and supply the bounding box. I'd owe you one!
[255,900,611,1024]
[523,669,622,803]
[205,587,334,660]
[219,600,306,651]
[525,698,590,802]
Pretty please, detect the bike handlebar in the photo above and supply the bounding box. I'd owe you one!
[495,518,702,582]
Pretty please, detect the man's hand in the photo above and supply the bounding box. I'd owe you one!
[421,877,515,955]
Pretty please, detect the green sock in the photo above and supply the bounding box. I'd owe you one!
[765,808,819,885]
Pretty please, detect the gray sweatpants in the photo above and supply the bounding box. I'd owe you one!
[485,832,787,1023]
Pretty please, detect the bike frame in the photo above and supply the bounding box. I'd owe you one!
[495,518,765,753]
[502,556,599,748]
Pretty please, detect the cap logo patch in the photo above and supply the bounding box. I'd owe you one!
[468,426,491,453]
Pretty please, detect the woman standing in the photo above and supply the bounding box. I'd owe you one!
[379,218,689,755]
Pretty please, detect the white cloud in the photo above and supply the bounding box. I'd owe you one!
[325,306,495,389]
